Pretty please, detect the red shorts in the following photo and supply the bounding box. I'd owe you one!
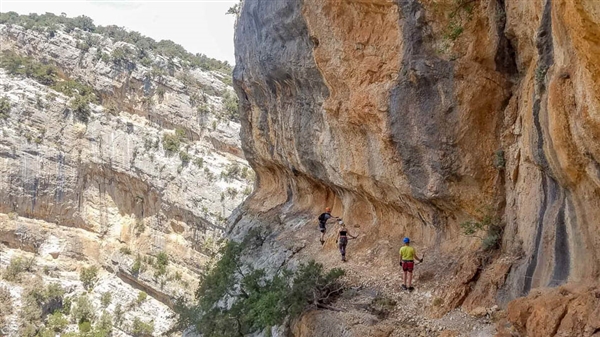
[401,261,414,272]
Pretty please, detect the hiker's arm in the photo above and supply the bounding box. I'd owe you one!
[349,230,357,239]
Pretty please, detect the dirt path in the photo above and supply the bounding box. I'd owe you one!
[286,222,497,337]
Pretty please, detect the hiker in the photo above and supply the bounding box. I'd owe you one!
[336,220,357,262]
[399,237,423,291]
[318,207,338,244]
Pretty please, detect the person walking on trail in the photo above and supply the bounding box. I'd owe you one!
[318,207,338,245]
[399,237,423,291]
[336,220,357,262]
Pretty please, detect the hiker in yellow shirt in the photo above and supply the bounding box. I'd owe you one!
[399,237,423,291]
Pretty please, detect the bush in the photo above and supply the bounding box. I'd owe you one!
[197,103,210,115]
[494,150,506,169]
[52,79,95,98]
[3,256,28,281]
[131,317,154,336]
[79,320,92,333]
[174,232,345,336]
[100,291,112,308]
[136,291,147,304]
[0,286,13,332]
[96,310,113,335]
[113,304,123,327]
[226,187,238,199]
[0,96,11,119]
[69,93,96,122]
[162,133,181,153]
[47,311,68,332]
[194,157,204,168]
[460,207,503,251]
[156,86,166,100]
[80,266,99,291]
[154,251,169,277]
[179,151,191,166]
[20,282,65,333]
[445,22,464,40]
[0,50,58,85]
[111,46,133,67]
[131,254,142,275]
[119,247,132,255]
[72,295,95,324]
[221,162,241,181]
[222,91,239,121]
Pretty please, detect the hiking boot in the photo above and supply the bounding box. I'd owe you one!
[341,256,346,262]
[408,286,415,292]
[401,284,407,290]
[320,239,325,245]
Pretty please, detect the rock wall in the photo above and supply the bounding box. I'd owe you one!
[232,0,600,335]
[0,22,252,336]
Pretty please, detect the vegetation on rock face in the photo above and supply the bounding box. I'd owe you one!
[3,256,30,282]
[80,266,99,291]
[136,291,148,304]
[0,96,11,119]
[222,91,239,121]
[1,51,98,122]
[460,207,503,251]
[131,317,154,336]
[162,132,181,153]
[0,11,232,73]
[0,50,59,85]
[19,282,66,336]
[173,229,345,336]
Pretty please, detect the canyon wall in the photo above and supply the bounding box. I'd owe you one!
[0,21,252,336]
[232,0,600,336]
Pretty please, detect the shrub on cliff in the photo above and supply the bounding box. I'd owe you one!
[222,91,239,121]
[0,50,58,85]
[80,266,99,291]
[19,282,66,336]
[1,12,232,73]
[72,295,95,325]
[131,317,154,336]
[173,230,345,336]
[0,96,11,119]
[162,133,181,153]
[460,207,503,251]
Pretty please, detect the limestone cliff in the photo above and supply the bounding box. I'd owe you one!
[0,17,252,336]
[232,0,600,336]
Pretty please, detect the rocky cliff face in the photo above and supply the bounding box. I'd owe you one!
[0,20,252,336]
[232,0,600,336]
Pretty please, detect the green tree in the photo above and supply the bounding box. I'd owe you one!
[80,266,99,291]
[222,91,239,121]
[72,295,95,324]
[460,206,503,251]
[154,251,169,278]
[136,291,147,304]
[69,93,95,122]
[131,254,143,275]
[174,231,345,336]
[47,311,68,332]
[131,317,154,336]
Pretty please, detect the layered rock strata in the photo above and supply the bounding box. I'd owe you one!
[232,0,600,335]
[0,22,252,336]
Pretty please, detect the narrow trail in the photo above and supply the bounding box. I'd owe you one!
[283,221,497,337]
